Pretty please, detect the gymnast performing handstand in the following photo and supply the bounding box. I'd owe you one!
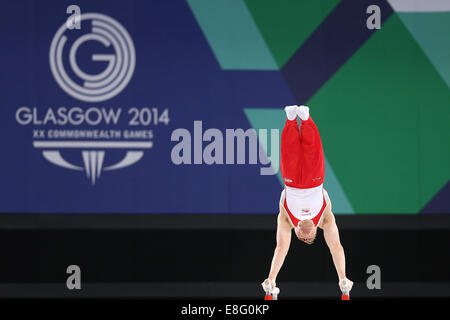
[262,105,353,300]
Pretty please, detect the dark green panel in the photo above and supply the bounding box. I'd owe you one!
[244,0,340,67]
[307,14,450,214]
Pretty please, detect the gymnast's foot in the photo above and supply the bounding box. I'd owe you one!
[297,105,310,121]
[284,105,298,120]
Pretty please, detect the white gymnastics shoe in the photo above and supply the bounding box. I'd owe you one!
[297,105,310,120]
[284,105,298,120]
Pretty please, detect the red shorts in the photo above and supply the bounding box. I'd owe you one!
[280,117,325,189]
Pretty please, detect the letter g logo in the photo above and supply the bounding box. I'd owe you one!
[49,13,136,102]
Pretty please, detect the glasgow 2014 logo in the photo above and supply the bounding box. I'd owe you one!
[14,12,169,185]
[49,12,136,102]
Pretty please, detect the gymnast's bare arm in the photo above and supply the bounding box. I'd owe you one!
[267,206,293,284]
[319,202,353,290]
